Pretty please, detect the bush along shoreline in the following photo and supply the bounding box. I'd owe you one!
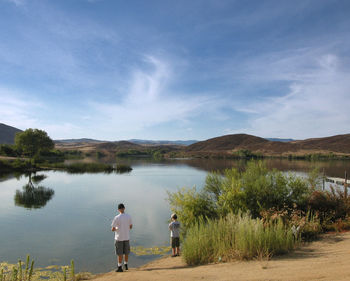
[168,161,350,265]
[0,159,132,175]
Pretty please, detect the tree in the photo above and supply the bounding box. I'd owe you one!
[15,129,54,157]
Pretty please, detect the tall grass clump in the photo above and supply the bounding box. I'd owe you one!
[182,213,297,265]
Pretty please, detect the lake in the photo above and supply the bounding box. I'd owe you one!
[1,158,350,273]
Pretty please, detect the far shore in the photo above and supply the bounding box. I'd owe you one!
[91,231,350,281]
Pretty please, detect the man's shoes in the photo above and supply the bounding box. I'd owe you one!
[171,254,176,257]
[116,266,123,272]
[124,264,128,271]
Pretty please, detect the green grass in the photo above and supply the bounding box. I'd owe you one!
[182,213,298,265]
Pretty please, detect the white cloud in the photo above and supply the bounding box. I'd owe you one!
[0,86,81,139]
[0,86,41,130]
[231,52,350,139]
[4,0,25,6]
[89,55,215,138]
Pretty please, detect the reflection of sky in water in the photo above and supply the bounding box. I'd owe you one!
[0,165,207,273]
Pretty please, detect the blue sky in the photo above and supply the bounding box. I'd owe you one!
[1,0,350,141]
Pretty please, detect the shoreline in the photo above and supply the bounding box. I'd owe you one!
[91,231,350,281]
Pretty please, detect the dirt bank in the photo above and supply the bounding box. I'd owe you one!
[93,232,350,281]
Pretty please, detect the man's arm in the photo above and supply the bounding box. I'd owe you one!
[111,217,118,232]
[129,216,133,229]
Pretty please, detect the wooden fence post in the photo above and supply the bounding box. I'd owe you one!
[345,171,348,200]
[322,168,325,191]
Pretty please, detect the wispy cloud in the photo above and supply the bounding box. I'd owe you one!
[88,55,216,138]
[0,86,41,130]
[4,0,25,6]
[0,85,82,139]
[229,50,350,139]
[0,2,119,89]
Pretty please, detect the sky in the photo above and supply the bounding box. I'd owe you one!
[0,0,350,141]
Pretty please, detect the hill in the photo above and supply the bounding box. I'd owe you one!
[293,134,350,154]
[186,134,269,152]
[128,139,198,146]
[185,133,350,157]
[0,123,22,144]
[57,138,198,146]
[55,138,105,144]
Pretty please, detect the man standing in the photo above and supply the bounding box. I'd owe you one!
[111,203,133,272]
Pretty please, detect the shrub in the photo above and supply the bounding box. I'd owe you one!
[115,164,132,173]
[61,162,114,173]
[308,185,350,223]
[260,207,322,241]
[167,187,217,231]
[169,161,311,222]
[0,144,18,157]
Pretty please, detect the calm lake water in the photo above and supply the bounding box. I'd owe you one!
[1,158,350,273]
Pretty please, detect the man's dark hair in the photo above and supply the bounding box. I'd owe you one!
[118,203,125,210]
[171,213,177,219]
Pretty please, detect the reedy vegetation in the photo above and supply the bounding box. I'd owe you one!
[182,213,296,265]
[0,255,92,281]
[168,161,350,265]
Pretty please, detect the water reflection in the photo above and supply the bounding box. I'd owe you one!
[112,157,350,177]
[14,173,54,209]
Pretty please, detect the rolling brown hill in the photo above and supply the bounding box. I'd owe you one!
[186,134,269,151]
[292,134,350,153]
[185,133,350,156]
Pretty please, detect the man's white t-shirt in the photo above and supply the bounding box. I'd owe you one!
[111,213,132,241]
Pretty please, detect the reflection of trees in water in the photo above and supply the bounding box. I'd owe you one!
[14,173,54,209]
[115,157,350,178]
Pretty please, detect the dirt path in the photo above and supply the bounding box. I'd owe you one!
[93,232,350,281]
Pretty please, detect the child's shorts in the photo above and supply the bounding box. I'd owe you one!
[171,237,180,248]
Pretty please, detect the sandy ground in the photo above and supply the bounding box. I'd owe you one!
[92,232,350,281]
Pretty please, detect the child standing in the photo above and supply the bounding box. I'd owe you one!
[169,213,180,257]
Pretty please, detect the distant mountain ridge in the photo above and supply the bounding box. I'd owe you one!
[128,139,198,146]
[1,123,350,156]
[55,138,198,146]
[266,138,295,142]
[55,138,105,143]
[0,123,22,144]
